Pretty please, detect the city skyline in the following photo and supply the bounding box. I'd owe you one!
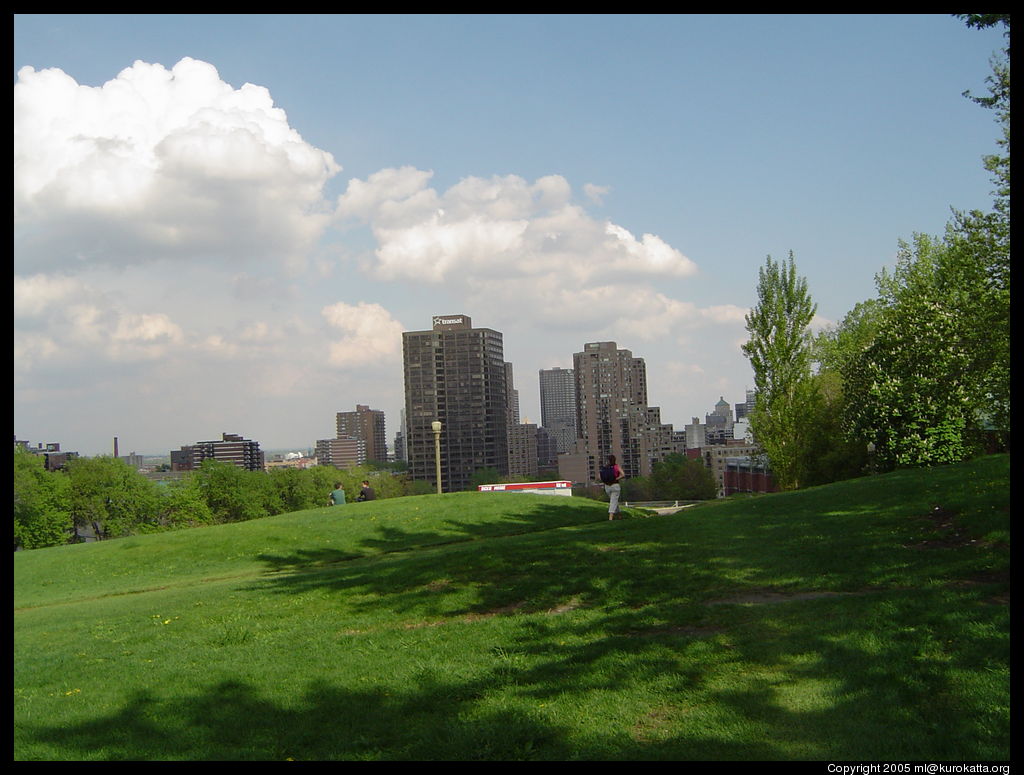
[14,15,1005,456]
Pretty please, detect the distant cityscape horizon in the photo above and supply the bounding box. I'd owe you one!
[16,314,759,461]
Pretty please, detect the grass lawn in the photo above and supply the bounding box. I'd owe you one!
[14,456,1010,760]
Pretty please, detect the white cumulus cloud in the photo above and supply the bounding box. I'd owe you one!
[336,167,697,287]
[322,301,405,366]
[14,57,340,271]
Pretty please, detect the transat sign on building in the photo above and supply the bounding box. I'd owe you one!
[403,315,509,493]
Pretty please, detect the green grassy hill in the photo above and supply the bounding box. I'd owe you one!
[14,456,1010,761]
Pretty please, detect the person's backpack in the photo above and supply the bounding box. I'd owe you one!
[599,465,618,485]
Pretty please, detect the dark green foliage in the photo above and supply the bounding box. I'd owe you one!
[843,229,1008,470]
[190,459,281,523]
[404,479,436,496]
[648,453,717,500]
[270,465,339,512]
[790,372,870,488]
[63,456,161,538]
[157,476,214,529]
[329,464,409,502]
[13,449,72,549]
[13,453,424,549]
[619,475,651,502]
[468,467,503,491]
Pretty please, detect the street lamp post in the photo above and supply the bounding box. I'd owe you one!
[431,420,442,494]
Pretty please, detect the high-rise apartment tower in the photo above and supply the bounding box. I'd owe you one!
[573,342,650,481]
[538,366,578,455]
[336,404,387,464]
[173,433,264,472]
[402,314,509,492]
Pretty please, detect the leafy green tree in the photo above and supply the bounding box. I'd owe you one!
[158,476,215,529]
[845,231,1006,469]
[365,458,408,473]
[14,449,72,549]
[620,475,651,502]
[403,479,435,496]
[64,456,161,538]
[943,219,1010,443]
[649,453,717,500]
[359,466,403,500]
[191,459,280,523]
[468,467,502,491]
[843,237,959,468]
[788,371,869,487]
[741,252,818,490]
[270,466,338,513]
[311,464,406,504]
[813,299,883,377]
[799,299,884,485]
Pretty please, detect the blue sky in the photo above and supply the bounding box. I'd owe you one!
[14,14,1005,456]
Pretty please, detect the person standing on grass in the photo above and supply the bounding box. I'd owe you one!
[600,455,625,520]
[329,483,347,506]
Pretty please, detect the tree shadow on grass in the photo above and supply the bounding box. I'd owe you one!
[18,585,1008,761]
[251,484,1007,624]
[18,678,570,761]
[234,487,1010,760]
[16,667,791,761]
[256,497,619,576]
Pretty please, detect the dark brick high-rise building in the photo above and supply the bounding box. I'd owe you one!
[172,432,264,471]
[336,404,387,464]
[403,314,509,492]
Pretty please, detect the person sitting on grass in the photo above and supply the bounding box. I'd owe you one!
[357,480,376,502]
[329,483,346,506]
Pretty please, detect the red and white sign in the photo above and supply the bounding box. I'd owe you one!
[477,481,573,496]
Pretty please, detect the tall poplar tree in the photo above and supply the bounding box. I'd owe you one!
[742,252,817,490]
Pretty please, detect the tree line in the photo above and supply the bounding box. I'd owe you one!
[741,15,1009,490]
[13,453,420,550]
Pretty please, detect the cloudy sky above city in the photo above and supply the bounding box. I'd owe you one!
[14,14,1004,456]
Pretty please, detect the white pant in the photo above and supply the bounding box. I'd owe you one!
[604,483,621,514]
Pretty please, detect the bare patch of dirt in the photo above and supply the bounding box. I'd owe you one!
[626,624,724,639]
[705,589,854,606]
[547,596,583,615]
[904,504,980,549]
[398,602,529,630]
[403,619,445,630]
[946,569,1010,605]
[632,705,679,742]
[463,601,528,622]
